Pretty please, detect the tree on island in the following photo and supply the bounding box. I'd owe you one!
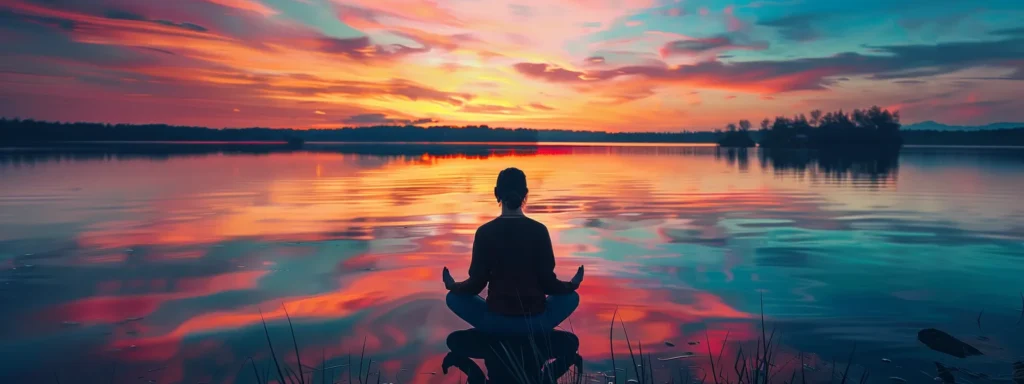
[758,106,902,150]
[716,119,756,148]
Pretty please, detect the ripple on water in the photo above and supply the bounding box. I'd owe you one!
[1,145,1023,383]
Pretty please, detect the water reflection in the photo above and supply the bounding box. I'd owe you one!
[0,144,907,185]
[757,149,899,183]
[442,329,581,384]
[1,144,1023,383]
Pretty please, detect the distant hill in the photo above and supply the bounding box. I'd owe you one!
[903,121,1024,131]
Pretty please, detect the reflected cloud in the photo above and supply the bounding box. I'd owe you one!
[2,145,1024,383]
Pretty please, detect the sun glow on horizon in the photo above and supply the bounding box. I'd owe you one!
[1,0,1022,131]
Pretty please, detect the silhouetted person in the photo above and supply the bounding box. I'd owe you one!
[442,329,582,384]
[442,167,584,333]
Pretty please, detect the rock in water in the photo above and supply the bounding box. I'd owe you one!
[935,362,956,384]
[917,329,983,358]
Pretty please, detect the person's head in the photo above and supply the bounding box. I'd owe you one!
[494,167,528,210]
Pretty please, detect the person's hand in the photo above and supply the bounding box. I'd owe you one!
[442,267,455,290]
[442,352,474,375]
[570,265,584,288]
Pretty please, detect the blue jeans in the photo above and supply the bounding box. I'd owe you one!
[446,292,580,333]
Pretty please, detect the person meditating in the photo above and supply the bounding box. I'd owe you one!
[442,167,585,333]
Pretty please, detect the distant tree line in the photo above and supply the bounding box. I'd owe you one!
[0,119,718,144]
[535,129,718,143]
[719,106,904,150]
[2,117,1021,146]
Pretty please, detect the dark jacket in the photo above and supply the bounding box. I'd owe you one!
[449,216,576,316]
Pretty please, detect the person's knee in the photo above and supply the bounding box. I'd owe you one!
[446,291,461,309]
[550,291,580,310]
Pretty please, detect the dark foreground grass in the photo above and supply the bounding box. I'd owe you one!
[60,293,1024,384]
[596,295,866,384]
[244,297,864,384]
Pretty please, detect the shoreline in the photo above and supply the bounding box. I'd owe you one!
[3,141,1024,149]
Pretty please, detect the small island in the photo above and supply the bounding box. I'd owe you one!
[716,106,903,150]
[758,106,902,150]
[716,120,757,148]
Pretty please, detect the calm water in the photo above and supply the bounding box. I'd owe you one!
[1,144,1023,384]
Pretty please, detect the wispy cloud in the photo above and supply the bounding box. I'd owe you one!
[341,113,438,125]
[1,0,1023,129]
[515,36,1024,94]
[659,35,768,57]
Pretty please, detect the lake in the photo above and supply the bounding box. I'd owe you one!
[1,143,1023,384]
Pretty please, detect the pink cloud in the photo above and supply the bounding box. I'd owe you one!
[513,63,589,83]
[659,36,768,57]
[3,0,1023,130]
[723,6,748,32]
[341,113,438,125]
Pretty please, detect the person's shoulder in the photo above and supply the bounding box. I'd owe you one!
[475,217,547,232]
[475,218,501,234]
[523,217,549,231]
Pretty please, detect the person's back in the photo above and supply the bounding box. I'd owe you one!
[443,167,584,332]
[466,216,572,315]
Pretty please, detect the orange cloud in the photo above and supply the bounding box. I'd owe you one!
[2,0,1022,130]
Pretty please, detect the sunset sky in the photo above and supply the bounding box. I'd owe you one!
[1,0,1022,131]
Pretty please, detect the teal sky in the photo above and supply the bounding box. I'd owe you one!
[1,0,1022,130]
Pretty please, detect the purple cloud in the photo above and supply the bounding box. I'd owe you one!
[512,63,590,83]
[659,35,768,56]
[341,113,438,125]
[515,35,1024,93]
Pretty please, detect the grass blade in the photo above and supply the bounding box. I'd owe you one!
[260,309,288,384]
[704,329,720,384]
[358,337,367,384]
[610,307,619,384]
[283,305,305,384]
[839,345,857,384]
[619,318,640,384]
[250,357,263,384]
[638,338,645,384]
[977,309,984,332]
